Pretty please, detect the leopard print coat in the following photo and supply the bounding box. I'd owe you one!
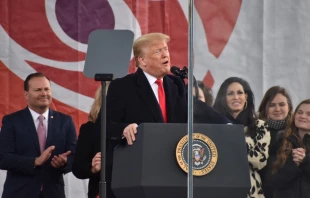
[246,119,271,198]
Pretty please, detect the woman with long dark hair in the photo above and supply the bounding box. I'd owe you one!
[213,77,270,198]
[258,86,293,198]
[194,80,214,106]
[271,99,310,198]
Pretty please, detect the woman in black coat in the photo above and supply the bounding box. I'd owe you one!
[72,86,115,198]
[257,86,293,198]
[271,99,310,198]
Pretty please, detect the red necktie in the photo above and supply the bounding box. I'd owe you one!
[155,79,167,123]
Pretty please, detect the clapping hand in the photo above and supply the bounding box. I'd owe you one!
[292,148,306,166]
[51,150,71,168]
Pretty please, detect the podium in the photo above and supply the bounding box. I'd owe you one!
[111,123,250,198]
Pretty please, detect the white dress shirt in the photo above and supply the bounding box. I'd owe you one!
[143,71,163,103]
[28,107,49,137]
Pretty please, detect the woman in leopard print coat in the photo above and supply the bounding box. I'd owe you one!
[214,77,271,198]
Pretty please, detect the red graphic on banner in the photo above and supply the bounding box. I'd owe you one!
[195,0,242,88]
[0,0,242,129]
[125,0,188,73]
[28,61,100,98]
[0,0,85,62]
[195,0,242,58]
[0,61,87,130]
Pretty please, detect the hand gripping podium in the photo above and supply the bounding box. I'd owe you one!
[111,123,250,198]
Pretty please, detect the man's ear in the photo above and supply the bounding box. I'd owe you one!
[24,91,28,99]
[138,56,146,67]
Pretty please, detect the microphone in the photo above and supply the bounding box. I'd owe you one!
[170,65,199,117]
[170,66,188,79]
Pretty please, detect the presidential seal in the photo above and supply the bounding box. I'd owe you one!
[176,133,218,176]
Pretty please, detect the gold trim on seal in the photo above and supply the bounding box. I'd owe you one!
[176,133,218,176]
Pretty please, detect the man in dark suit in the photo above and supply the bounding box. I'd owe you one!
[0,73,77,198]
[107,32,187,145]
[104,33,230,198]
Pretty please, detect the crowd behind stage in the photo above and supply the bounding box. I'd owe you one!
[0,33,310,198]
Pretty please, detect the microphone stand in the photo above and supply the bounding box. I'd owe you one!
[95,73,113,198]
[172,66,199,113]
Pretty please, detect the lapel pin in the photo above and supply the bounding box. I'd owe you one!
[51,116,53,119]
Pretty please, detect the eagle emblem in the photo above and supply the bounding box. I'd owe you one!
[176,133,218,176]
[193,144,207,166]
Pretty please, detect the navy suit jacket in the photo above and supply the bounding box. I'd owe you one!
[0,108,77,198]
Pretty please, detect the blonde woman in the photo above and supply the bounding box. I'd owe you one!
[72,85,115,198]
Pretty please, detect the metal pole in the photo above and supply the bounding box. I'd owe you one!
[187,0,194,198]
[99,81,107,198]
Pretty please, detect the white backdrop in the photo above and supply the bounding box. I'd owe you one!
[193,0,310,108]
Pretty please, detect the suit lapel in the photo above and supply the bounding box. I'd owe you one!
[46,109,56,149]
[22,107,40,153]
[163,76,177,122]
[136,68,164,122]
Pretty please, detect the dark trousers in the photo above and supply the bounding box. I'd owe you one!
[39,191,44,198]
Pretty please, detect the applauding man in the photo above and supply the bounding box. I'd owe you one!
[0,73,77,198]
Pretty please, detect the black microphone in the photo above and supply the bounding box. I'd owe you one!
[170,65,199,118]
[170,66,188,79]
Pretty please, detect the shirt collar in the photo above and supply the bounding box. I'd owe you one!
[143,71,163,85]
[28,107,49,121]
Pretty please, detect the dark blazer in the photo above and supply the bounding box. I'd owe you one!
[259,129,285,198]
[72,121,116,198]
[107,68,188,141]
[0,107,77,198]
[270,134,310,198]
[271,155,310,198]
[193,99,231,124]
